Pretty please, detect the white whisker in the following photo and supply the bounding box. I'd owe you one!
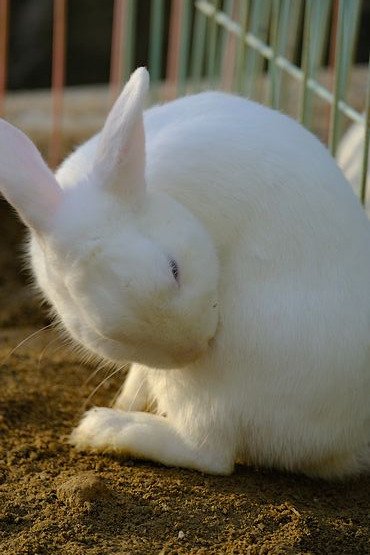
[36,336,64,371]
[128,378,146,411]
[83,364,126,410]
[1,323,54,367]
[109,364,131,407]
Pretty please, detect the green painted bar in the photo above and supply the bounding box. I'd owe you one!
[217,0,234,83]
[269,0,302,110]
[329,0,361,155]
[244,0,271,99]
[149,0,165,82]
[177,0,192,94]
[235,0,250,94]
[191,3,208,88]
[299,0,313,125]
[267,0,282,108]
[360,61,370,205]
[300,0,331,127]
[206,0,221,87]
[121,0,136,83]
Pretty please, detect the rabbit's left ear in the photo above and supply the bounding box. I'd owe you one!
[0,119,62,233]
[93,67,149,201]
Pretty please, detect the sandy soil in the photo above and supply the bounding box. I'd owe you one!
[0,201,370,555]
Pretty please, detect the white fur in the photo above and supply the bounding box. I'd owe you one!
[1,67,370,477]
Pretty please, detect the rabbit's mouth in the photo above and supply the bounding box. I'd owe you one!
[103,334,208,369]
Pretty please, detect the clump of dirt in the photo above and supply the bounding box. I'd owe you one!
[56,471,116,508]
[0,203,370,554]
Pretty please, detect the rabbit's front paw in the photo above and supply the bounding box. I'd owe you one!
[70,407,132,452]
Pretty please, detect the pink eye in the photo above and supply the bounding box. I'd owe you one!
[169,258,179,282]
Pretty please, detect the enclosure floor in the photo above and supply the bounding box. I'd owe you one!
[0,205,370,554]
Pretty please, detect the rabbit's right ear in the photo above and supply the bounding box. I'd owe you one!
[93,67,149,201]
[0,119,62,233]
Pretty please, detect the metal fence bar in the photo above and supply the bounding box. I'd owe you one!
[190,2,207,87]
[110,0,126,100]
[166,0,184,98]
[360,61,370,204]
[206,0,221,87]
[49,0,67,169]
[0,0,9,117]
[299,0,331,127]
[149,0,165,83]
[195,0,365,126]
[234,0,249,94]
[110,0,136,101]
[177,0,192,94]
[267,0,281,107]
[267,0,303,111]
[329,0,361,155]
[122,0,136,82]
[244,0,271,99]
[220,0,237,91]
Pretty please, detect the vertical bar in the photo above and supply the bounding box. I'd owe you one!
[299,0,312,124]
[216,0,233,80]
[220,0,238,91]
[110,0,136,101]
[299,0,331,127]
[110,0,126,100]
[109,0,136,101]
[269,0,302,110]
[166,0,183,99]
[49,0,67,169]
[178,0,192,94]
[206,0,220,88]
[0,0,9,117]
[360,60,370,205]
[267,0,281,107]
[244,0,271,99]
[329,0,361,155]
[326,0,338,141]
[122,0,136,82]
[149,0,165,82]
[191,3,207,89]
[234,0,250,94]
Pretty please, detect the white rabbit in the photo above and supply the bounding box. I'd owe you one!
[336,121,370,212]
[1,67,370,478]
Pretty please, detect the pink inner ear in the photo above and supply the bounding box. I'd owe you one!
[0,119,62,232]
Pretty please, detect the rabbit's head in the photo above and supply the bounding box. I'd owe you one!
[0,68,219,368]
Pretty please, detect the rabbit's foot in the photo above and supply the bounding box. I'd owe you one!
[70,407,233,475]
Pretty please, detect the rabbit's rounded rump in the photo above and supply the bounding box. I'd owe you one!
[1,68,370,478]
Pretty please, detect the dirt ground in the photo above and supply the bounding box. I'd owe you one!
[0,201,370,555]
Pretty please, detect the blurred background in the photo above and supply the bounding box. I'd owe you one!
[3,0,370,90]
[0,1,369,161]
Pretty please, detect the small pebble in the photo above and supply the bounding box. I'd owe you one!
[178,530,185,540]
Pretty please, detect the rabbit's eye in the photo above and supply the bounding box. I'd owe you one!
[169,258,179,282]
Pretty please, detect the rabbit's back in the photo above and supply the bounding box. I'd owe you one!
[144,92,368,246]
[143,92,370,476]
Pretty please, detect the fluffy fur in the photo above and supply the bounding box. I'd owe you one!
[1,67,370,477]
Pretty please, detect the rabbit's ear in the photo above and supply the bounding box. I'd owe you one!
[0,119,62,233]
[93,67,149,200]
